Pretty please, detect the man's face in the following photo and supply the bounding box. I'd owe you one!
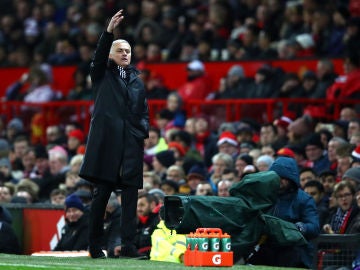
[279,178,291,193]
[218,142,238,155]
[305,145,323,161]
[304,186,323,204]
[217,181,231,197]
[300,171,316,189]
[35,158,49,175]
[66,208,83,223]
[0,186,12,203]
[137,197,151,217]
[51,193,66,205]
[348,121,360,140]
[67,137,81,151]
[335,187,354,212]
[14,140,28,158]
[109,41,131,67]
[260,126,276,145]
[195,183,212,195]
[321,175,336,194]
[327,140,339,162]
[145,131,159,149]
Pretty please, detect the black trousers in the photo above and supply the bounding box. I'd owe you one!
[88,183,138,248]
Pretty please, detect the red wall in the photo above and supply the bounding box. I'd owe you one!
[0,59,344,98]
[23,208,64,254]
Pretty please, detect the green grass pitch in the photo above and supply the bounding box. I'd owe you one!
[0,254,304,270]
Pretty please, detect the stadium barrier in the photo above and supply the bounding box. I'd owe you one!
[4,203,64,255]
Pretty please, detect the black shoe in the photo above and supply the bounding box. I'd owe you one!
[119,245,147,259]
[89,248,106,259]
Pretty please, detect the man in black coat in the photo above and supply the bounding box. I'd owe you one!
[79,9,149,259]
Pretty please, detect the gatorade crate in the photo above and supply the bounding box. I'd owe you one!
[184,228,233,267]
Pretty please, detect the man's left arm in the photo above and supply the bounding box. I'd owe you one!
[296,194,320,239]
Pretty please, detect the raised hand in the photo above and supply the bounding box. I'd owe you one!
[107,10,124,33]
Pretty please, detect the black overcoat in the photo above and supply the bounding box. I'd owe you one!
[79,31,149,188]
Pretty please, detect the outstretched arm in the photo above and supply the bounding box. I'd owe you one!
[90,10,125,82]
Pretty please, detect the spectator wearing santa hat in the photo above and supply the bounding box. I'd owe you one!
[273,113,296,149]
[351,145,360,167]
[217,131,239,160]
[67,129,86,161]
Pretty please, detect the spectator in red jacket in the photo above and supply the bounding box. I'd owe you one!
[177,60,212,102]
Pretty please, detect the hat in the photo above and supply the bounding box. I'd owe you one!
[75,178,93,189]
[0,139,10,155]
[333,120,349,135]
[274,115,294,129]
[305,133,324,149]
[276,147,295,158]
[237,153,253,165]
[352,145,360,161]
[217,131,238,147]
[342,167,360,184]
[143,154,154,170]
[228,65,244,78]
[0,157,11,168]
[68,129,85,143]
[65,193,84,211]
[155,150,176,168]
[34,144,48,159]
[240,142,254,151]
[187,60,205,72]
[256,155,274,167]
[187,164,207,181]
[7,118,24,132]
[157,109,174,120]
[269,156,300,186]
[73,189,92,200]
[302,70,317,80]
[160,179,179,192]
[167,141,186,157]
[148,188,165,201]
[0,138,9,149]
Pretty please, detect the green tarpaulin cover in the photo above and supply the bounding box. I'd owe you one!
[164,171,307,259]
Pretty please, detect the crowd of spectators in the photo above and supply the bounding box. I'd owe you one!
[0,0,360,68]
[1,0,360,105]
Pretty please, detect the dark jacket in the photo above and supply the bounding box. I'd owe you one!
[53,212,89,251]
[79,31,149,188]
[135,212,160,257]
[0,221,21,254]
[268,157,320,268]
[103,205,122,257]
